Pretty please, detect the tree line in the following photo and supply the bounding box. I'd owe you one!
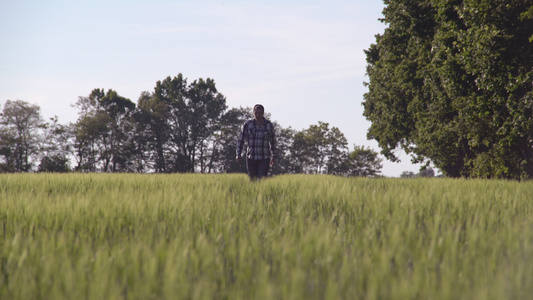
[364,0,533,179]
[0,74,383,176]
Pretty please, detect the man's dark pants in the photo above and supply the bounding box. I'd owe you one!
[246,158,270,180]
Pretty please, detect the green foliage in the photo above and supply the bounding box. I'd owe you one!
[1,174,533,299]
[290,121,349,174]
[364,0,533,179]
[40,116,74,172]
[418,166,435,177]
[0,100,45,172]
[139,74,228,173]
[209,106,250,174]
[269,125,296,175]
[400,171,417,178]
[73,89,136,172]
[346,145,383,177]
[38,155,71,172]
[1,73,382,176]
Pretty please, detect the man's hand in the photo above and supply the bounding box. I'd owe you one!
[270,158,276,166]
[236,155,241,163]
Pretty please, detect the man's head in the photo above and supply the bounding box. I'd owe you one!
[253,104,264,120]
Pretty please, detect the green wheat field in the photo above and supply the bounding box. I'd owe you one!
[1,173,532,299]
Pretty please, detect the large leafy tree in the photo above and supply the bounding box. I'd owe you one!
[364,0,533,179]
[0,100,45,172]
[132,91,170,173]
[73,89,136,172]
[269,124,296,175]
[206,106,250,174]
[346,145,383,177]
[39,116,74,172]
[144,74,227,173]
[290,122,349,174]
[186,77,228,172]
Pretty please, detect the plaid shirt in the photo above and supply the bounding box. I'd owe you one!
[236,118,277,160]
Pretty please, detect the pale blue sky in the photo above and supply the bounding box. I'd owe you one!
[0,0,426,176]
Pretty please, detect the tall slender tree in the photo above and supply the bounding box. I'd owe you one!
[72,89,135,172]
[143,74,227,173]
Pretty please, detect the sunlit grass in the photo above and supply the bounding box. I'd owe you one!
[1,173,532,299]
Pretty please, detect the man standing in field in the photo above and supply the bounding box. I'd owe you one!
[236,104,277,180]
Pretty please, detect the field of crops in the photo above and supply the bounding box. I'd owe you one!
[1,173,532,299]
